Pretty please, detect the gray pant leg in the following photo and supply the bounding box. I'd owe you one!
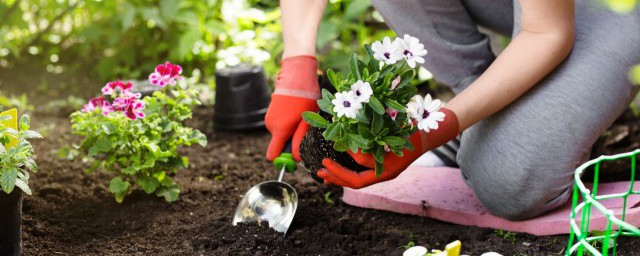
[458,1,640,220]
[371,0,512,93]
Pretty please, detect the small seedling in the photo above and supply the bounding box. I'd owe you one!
[494,229,517,244]
[402,232,417,249]
[323,191,334,204]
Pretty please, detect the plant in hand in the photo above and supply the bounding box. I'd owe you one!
[0,111,42,195]
[71,62,207,203]
[302,35,442,176]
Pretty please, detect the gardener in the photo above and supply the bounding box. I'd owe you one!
[265,0,640,220]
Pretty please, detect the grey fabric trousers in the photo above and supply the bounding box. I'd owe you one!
[372,0,640,220]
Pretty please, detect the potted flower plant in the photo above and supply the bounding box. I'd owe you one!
[300,35,437,180]
[70,62,207,203]
[0,108,42,256]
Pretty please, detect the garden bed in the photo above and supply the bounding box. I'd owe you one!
[17,107,640,255]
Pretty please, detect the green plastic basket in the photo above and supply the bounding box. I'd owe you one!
[567,149,640,255]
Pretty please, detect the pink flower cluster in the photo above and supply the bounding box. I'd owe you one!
[82,80,145,120]
[82,61,183,120]
[148,61,183,87]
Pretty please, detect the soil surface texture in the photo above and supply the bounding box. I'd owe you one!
[13,106,638,255]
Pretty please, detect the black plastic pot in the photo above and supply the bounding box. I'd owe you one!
[0,189,23,256]
[213,65,270,131]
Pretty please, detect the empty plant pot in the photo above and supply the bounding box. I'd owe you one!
[0,189,23,256]
[213,65,270,131]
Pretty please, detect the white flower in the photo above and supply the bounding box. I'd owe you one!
[371,36,403,65]
[332,91,362,119]
[395,34,428,68]
[481,253,503,256]
[403,246,427,256]
[350,80,373,103]
[406,94,445,133]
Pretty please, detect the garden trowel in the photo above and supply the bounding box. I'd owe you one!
[232,142,298,234]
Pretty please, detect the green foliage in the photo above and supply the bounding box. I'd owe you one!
[70,84,207,203]
[602,0,638,13]
[302,43,418,176]
[494,229,517,244]
[0,113,42,195]
[0,91,34,114]
[0,0,282,81]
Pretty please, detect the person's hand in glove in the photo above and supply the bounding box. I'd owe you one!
[265,55,320,162]
[317,108,459,189]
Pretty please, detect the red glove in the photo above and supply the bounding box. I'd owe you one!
[265,56,320,162]
[317,108,459,189]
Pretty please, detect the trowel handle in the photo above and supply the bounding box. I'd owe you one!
[274,141,297,173]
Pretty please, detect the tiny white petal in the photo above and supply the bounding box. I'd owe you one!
[403,246,428,256]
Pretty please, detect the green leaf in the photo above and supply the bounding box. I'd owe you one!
[383,98,406,112]
[372,113,383,134]
[348,134,368,147]
[327,69,339,88]
[318,91,334,115]
[88,138,113,157]
[19,114,30,131]
[157,187,180,202]
[323,122,340,141]
[354,108,369,124]
[109,177,130,203]
[349,53,361,80]
[369,97,385,115]
[302,112,329,128]
[137,176,160,194]
[22,130,42,139]
[190,130,207,147]
[102,123,116,135]
[333,139,349,152]
[358,126,375,140]
[383,136,406,147]
[0,167,18,194]
[375,160,384,177]
[364,44,380,72]
[397,70,415,89]
[15,179,31,195]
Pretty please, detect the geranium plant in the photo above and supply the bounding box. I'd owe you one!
[302,35,441,176]
[0,110,42,195]
[71,62,207,203]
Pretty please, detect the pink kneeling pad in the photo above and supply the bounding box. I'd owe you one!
[342,166,640,236]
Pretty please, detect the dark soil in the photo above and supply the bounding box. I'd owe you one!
[300,125,369,183]
[9,106,636,255]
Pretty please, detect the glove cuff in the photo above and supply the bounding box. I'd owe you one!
[275,55,320,99]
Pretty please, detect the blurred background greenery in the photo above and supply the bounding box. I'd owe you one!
[0,0,637,112]
[0,0,411,106]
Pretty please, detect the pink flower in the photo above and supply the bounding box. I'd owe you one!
[391,76,401,90]
[102,80,133,95]
[101,102,114,116]
[386,108,399,121]
[82,97,106,112]
[81,96,114,116]
[125,100,145,120]
[148,61,183,87]
[112,97,133,111]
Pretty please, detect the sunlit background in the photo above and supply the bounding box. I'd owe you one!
[0,0,637,113]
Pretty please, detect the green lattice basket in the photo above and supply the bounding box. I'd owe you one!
[567,149,640,255]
